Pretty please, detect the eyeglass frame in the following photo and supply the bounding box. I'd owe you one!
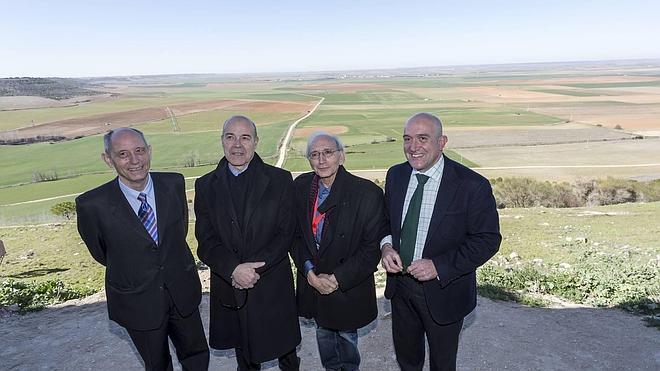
[219,289,248,310]
[308,148,341,161]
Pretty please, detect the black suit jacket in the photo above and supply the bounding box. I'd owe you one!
[293,166,388,331]
[384,157,501,324]
[194,154,301,363]
[76,172,202,331]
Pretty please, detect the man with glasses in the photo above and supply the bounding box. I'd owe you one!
[292,132,388,371]
[194,115,301,370]
[76,127,209,370]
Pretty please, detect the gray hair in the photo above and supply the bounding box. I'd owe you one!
[405,112,443,138]
[103,127,148,154]
[222,115,258,137]
[306,131,344,157]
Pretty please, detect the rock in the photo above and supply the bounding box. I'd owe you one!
[575,237,588,243]
[508,252,520,260]
[20,250,35,259]
[565,237,572,242]
[559,263,571,270]
[538,222,550,226]
[532,258,543,265]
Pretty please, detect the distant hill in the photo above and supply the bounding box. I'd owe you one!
[0,77,102,100]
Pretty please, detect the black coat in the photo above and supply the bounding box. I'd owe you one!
[194,154,301,363]
[293,166,388,331]
[384,157,501,324]
[76,172,202,331]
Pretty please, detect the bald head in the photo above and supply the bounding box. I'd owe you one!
[222,115,258,138]
[405,112,443,139]
[103,127,148,155]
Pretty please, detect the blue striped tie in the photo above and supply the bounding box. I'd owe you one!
[137,193,158,244]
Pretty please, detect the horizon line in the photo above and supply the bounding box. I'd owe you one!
[3,57,660,80]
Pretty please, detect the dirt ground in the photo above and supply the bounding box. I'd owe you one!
[294,125,349,137]
[1,288,657,370]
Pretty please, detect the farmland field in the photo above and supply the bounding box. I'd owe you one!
[1,60,660,223]
[1,61,660,320]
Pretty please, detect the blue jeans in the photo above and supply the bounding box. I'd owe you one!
[316,326,360,371]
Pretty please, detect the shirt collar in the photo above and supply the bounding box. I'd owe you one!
[228,162,249,176]
[411,154,444,182]
[118,173,153,198]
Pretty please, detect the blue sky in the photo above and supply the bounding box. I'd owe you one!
[2,0,659,77]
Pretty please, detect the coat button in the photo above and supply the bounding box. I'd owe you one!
[339,258,345,263]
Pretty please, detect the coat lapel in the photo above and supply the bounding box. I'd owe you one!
[391,164,412,243]
[210,161,240,238]
[153,174,170,247]
[301,175,318,256]
[424,158,460,247]
[316,177,341,256]
[243,157,269,231]
[107,179,154,244]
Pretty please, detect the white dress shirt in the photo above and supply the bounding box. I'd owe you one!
[117,173,157,223]
[381,155,445,262]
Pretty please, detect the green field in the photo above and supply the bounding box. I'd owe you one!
[2,64,660,223]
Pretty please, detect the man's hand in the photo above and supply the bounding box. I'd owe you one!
[381,243,403,273]
[231,262,266,289]
[307,271,338,295]
[407,259,438,281]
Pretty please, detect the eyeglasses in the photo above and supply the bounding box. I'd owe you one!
[220,290,248,310]
[308,149,340,161]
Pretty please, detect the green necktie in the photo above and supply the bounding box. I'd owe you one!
[399,174,429,269]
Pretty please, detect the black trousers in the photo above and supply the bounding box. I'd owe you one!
[126,291,209,371]
[235,347,300,371]
[391,275,464,371]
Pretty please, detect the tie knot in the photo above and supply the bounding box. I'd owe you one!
[320,187,330,197]
[138,193,148,203]
[416,174,429,186]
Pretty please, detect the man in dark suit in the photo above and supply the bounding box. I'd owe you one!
[194,115,301,370]
[292,132,388,371]
[76,127,209,371]
[380,113,501,371]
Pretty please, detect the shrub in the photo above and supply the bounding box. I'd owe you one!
[0,279,94,313]
[492,177,660,208]
[32,170,59,182]
[477,250,660,316]
[50,201,76,220]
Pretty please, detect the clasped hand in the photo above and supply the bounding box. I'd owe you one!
[231,262,265,289]
[307,271,338,295]
[380,244,438,281]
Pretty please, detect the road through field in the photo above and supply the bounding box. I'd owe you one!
[274,96,324,168]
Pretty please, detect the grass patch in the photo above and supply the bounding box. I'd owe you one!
[0,279,94,313]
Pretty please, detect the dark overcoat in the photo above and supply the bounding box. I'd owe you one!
[194,154,300,363]
[76,172,202,331]
[293,166,388,330]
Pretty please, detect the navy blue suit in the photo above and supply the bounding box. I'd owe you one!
[384,157,501,370]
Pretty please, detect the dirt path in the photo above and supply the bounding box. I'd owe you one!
[1,292,657,370]
[274,95,324,168]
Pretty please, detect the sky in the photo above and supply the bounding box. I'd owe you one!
[2,0,659,78]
